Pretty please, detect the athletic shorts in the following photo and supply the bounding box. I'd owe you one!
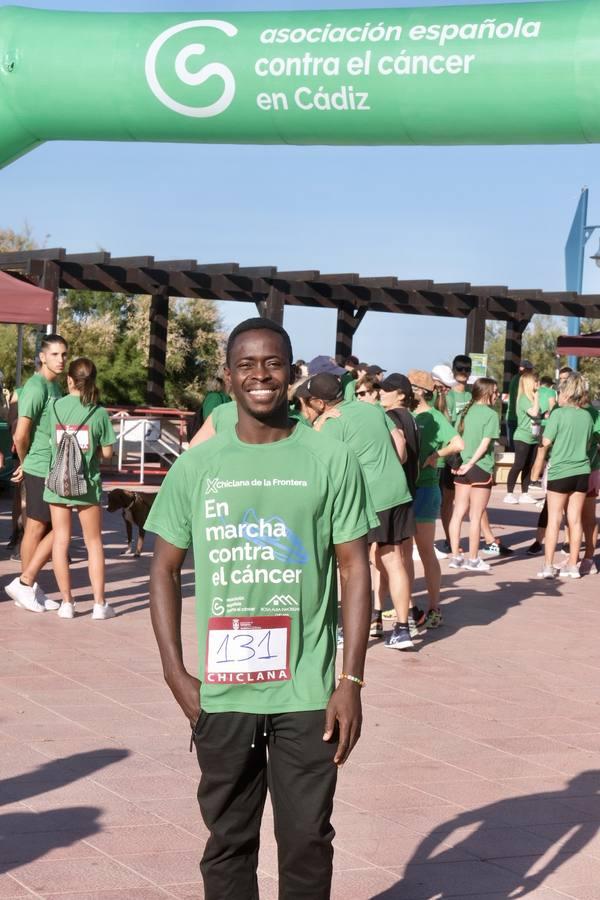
[587,469,600,499]
[23,473,51,524]
[454,464,493,488]
[547,474,590,495]
[368,502,415,545]
[413,485,441,524]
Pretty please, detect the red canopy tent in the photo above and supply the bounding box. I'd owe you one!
[0,269,53,324]
[556,332,600,358]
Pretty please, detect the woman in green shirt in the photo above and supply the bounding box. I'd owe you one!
[448,378,501,573]
[504,371,540,505]
[539,373,592,579]
[44,358,116,618]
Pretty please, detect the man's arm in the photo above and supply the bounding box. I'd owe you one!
[189,413,215,448]
[13,416,33,465]
[149,535,200,725]
[323,535,371,767]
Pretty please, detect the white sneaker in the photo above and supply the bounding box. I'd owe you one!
[448,556,464,569]
[559,565,581,580]
[537,565,558,579]
[58,602,75,619]
[34,584,60,611]
[6,577,45,613]
[519,494,537,505]
[503,494,519,504]
[434,546,448,560]
[92,603,115,620]
[464,558,491,572]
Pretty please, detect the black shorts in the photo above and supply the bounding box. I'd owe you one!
[442,465,455,491]
[23,473,51,524]
[368,502,415,545]
[454,465,493,488]
[547,474,590,494]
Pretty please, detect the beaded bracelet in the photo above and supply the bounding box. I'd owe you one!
[338,672,366,688]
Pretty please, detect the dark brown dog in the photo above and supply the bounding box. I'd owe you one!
[107,489,156,557]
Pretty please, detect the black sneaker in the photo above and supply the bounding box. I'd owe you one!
[409,605,425,627]
[526,540,543,555]
[369,617,383,638]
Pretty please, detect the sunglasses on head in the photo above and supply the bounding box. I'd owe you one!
[454,365,471,374]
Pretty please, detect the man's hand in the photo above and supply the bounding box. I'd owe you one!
[323,679,362,767]
[168,669,202,726]
[10,464,23,483]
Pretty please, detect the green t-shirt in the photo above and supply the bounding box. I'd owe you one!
[43,396,116,506]
[318,401,412,512]
[146,424,373,715]
[18,373,63,477]
[513,394,539,445]
[202,391,231,421]
[342,372,356,402]
[507,373,520,422]
[446,388,471,427]
[586,406,600,471]
[414,408,458,488]
[538,386,557,417]
[210,401,309,433]
[461,404,500,474]
[544,406,592,481]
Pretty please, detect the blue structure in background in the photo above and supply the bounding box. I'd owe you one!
[565,188,600,371]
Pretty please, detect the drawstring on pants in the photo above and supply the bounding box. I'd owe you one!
[251,714,273,748]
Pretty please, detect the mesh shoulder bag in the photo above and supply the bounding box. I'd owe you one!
[45,402,97,498]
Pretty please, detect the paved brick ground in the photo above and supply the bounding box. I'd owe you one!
[1,488,600,899]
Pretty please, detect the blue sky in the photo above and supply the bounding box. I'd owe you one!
[2,0,599,371]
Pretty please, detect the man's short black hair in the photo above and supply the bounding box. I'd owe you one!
[40,333,68,351]
[452,354,471,370]
[559,366,573,375]
[226,318,293,364]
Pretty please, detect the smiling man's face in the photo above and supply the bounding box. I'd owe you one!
[225,329,291,421]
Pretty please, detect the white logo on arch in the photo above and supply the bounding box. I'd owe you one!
[145,19,238,118]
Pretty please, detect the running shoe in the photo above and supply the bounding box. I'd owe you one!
[434,546,448,560]
[464,558,491,573]
[529,480,543,490]
[58,602,75,619]
[448,556,464,569]
[385,623,414,650]
[537,565,558,579]
[559,564,581,580]
[336,627,344,648]
[519,494,537,505]
[370,617,383,638]
[35,584,60,611]
[526,540,543,556]
[482,541,514,558]
[92,603,115,619]
[579,558,598,576]
[442,541,451,554]
[503,494,519,504]
[6,577,45,613]
[424,609,443,629]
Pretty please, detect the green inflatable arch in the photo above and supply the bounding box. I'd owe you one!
[0,0,597,169]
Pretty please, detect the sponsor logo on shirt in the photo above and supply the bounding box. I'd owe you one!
[265,594,299,609]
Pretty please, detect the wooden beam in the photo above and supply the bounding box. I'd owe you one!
[146,290,170,406]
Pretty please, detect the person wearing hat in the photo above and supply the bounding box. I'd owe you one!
[431,364,456,420]
[365,364,386,382]
[409,370,464,629]
[506,359,534,449]
[304,373,416,651]
[309,355,358,403]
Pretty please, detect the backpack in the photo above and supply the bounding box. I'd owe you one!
[45,402,97,498]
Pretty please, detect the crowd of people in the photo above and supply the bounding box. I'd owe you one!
[4,318,599,899]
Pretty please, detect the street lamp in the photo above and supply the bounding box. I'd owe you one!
[565,188,600,370]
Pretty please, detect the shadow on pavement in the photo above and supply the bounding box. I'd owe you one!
[372,770,600,898]
[0,748,128,874]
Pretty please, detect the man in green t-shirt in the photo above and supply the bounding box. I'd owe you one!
[147,318,372,900]
[7,334,67,614]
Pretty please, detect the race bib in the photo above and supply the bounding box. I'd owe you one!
[56,425,89,451]
[205,615,291,685]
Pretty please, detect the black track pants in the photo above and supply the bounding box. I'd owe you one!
[507,440,537,494]
[192,709,338,900]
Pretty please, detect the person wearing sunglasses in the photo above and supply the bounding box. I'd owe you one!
[355,375,380,404]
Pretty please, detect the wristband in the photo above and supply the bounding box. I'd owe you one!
[338,672,366,688]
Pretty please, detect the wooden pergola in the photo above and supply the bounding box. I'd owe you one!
[1,247,598,405]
